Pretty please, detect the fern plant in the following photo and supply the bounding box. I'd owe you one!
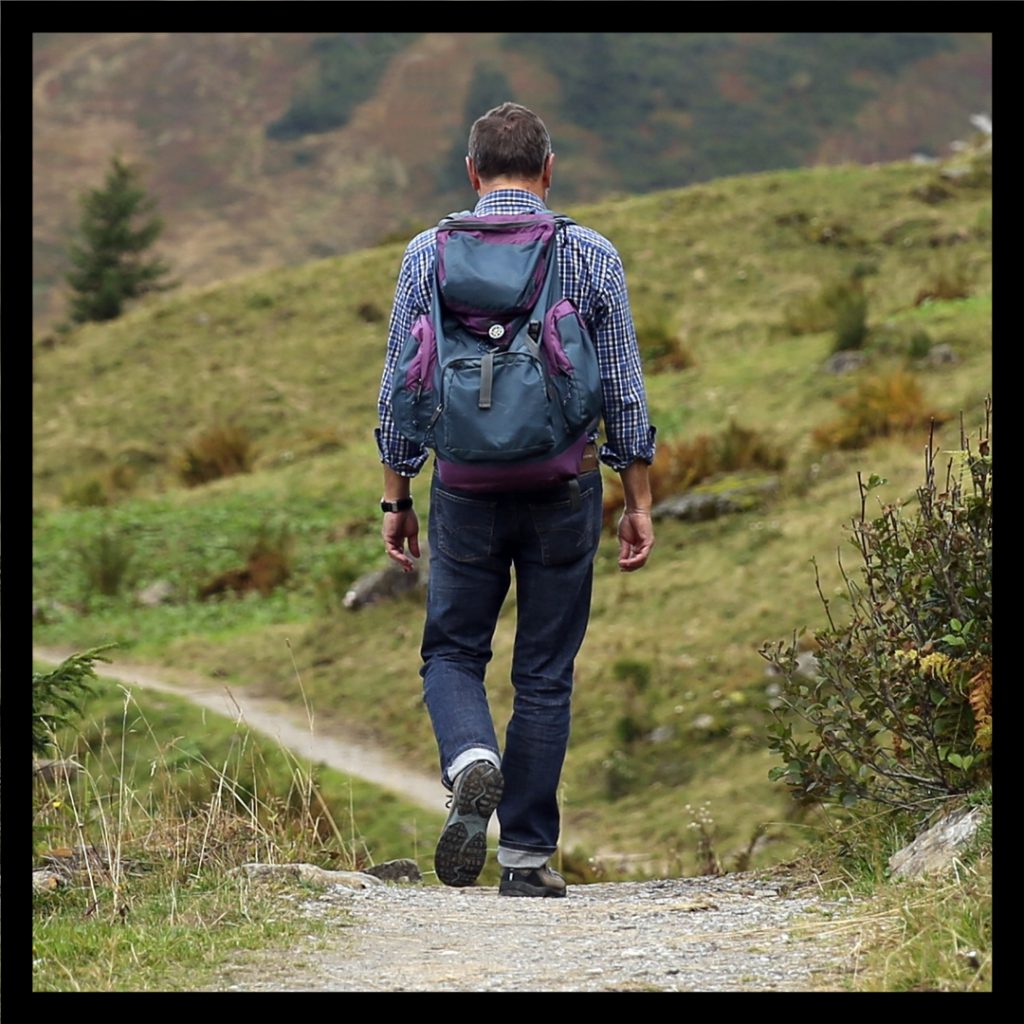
[33,645,116,756]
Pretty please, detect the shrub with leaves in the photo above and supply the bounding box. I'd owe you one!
[77,526,135,598]
[612,658,654,749]
[832,284,868,353]
[197,521,292,600]
[762,399,991,811]
[603,419,786,526]
[914,252,973,306]
[633,311,696,371]
[783,274,868,347]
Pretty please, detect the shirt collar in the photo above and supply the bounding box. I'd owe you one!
[472,189,549,217]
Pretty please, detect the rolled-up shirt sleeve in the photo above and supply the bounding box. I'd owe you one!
[586,249,657,472]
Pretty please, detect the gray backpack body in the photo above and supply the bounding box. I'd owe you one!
[391,211,603,491]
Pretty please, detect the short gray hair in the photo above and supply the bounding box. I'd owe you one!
[468,102,551,181]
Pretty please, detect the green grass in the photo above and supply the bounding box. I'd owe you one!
[780,797,993,993]
[32,482,383,649]
[863,862,991,992]
[33,873,340,992]
[33,668,448,867]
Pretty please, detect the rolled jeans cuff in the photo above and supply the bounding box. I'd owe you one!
[497,845,553,869]
[446,747,501,789]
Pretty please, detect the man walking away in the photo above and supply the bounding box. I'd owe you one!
[375,102,656,897]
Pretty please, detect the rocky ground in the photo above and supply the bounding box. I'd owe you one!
[212,872,860,993]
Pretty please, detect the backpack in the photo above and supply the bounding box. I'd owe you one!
[390,211,603,491]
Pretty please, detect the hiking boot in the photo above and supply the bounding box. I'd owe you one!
[499,863,567,898]
[434,760,504,887]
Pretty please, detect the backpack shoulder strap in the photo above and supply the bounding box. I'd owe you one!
[437,209,473,229]
[438,210,569,228]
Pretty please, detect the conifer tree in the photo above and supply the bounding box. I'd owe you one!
[64,155,173,324]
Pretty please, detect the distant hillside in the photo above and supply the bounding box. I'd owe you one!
[32,32,991,332]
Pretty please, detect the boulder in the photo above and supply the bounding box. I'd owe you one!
[822,351,867,375]
[344,565,420,609]
[888,805,986,880]
[653,476,779,523]
[927,343,959,366]
[136,580,176,607]
[344,542,430,609]
[33,869,62,892]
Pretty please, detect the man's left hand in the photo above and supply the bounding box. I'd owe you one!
[383,510,421,572]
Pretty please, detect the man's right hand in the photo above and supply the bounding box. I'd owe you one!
[617,509,654,572]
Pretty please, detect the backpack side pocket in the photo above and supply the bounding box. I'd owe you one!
[543,298,603,434]
[391,314,439,445]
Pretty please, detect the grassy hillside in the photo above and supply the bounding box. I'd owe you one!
[33,152,992,875]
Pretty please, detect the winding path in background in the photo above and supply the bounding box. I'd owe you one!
[31,645,464,828]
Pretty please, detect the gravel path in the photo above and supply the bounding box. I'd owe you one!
[214,874,857,993]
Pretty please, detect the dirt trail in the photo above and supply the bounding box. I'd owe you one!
[210,873,857,992]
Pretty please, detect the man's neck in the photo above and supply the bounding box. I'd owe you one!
[477,177,547,201]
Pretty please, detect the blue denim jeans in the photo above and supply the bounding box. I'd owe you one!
[421,466,603,868]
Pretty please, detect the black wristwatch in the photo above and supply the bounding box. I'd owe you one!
[380,496,414,514]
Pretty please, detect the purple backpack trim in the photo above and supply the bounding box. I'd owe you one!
[436,435,590,493]
[542,298,578,375]
[436,215,556,336]
[404,315,437,391]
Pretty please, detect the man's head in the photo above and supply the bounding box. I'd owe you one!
[466,102,554,198]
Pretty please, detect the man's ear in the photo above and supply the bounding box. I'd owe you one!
[466,156,482,193]
[543,152,555,188]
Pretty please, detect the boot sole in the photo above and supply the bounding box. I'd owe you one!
[434,763,503,887]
